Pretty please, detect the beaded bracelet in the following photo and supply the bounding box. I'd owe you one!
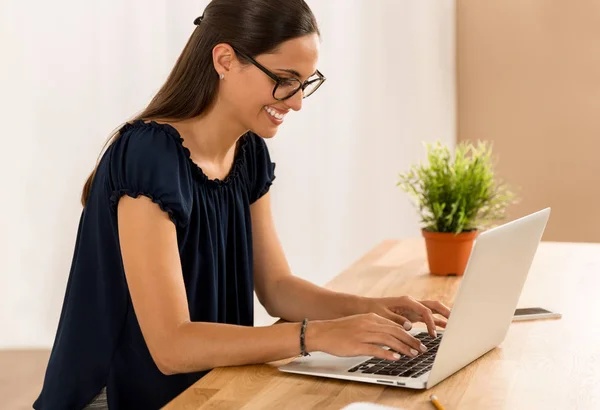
[300,318,311,357]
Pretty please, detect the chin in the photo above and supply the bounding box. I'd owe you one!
[249,125,278,139]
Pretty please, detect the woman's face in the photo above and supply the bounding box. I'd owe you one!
[219,34,320,138]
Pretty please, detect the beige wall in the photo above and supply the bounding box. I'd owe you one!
[457,0,600,242]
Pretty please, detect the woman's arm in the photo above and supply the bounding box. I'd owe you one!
[251,192,371,321]
[118,195,304,375]
[250,193,448,336]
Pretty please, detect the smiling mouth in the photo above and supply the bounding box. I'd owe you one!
[264,106,287,121]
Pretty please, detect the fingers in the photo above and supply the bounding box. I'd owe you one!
[368,312,410,329]
[421,300,451,319]
[396,299,437,337]
[361,313,427,353]
[348,313,435,361]
[379,298,449,336]
[388,297,442,330]
[360,344,400,361]
[434,317,448,328]
[375,324,427,353]
[362,334,421,359]
[415,305,437,337]
[376,308,446,332]
[381,311,413,331]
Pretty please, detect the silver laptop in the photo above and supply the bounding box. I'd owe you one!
[279,208,551,389]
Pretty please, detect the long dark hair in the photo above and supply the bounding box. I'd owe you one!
[81,0,319,206]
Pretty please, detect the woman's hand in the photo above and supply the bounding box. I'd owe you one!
[305,313,429,361]
[364,296,451,337]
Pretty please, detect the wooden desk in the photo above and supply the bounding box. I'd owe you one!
[164,240,600,410]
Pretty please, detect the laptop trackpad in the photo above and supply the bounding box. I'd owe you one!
[281,352,368,373]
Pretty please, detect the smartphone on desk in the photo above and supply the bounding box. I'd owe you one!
[513,307,561,321]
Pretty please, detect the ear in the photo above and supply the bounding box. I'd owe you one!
[212,43,236,77]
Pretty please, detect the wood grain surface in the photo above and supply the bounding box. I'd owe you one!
[164,240,600,410]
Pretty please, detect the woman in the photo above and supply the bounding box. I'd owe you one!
[34,0,450,408]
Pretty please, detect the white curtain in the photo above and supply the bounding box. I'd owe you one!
[0,0,454,347]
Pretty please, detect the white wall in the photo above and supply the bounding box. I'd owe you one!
[0,0,455,347]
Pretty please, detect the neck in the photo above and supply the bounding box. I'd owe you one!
[169,101,247,164]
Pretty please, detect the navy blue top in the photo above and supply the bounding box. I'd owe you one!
[33,120,276,410]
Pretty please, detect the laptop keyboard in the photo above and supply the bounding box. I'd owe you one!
[347,333,442,379]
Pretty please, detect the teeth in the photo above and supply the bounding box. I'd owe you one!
[265,106,285,120]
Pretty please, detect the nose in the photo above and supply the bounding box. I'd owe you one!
[284,89,303,112]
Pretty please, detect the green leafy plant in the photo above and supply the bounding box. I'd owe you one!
[397,141,517,234]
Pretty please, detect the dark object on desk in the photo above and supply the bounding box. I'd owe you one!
[513,307,562,321]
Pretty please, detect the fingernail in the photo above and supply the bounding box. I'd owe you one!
[393,353,401,359]
[410,349,419,356]
[433,330,438,337]
[403,322,412,331]
[420,344,428,352]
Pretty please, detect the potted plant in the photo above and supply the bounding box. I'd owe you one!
[397,140,517,275]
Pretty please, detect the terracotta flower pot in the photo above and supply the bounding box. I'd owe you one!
[422,229,479,275]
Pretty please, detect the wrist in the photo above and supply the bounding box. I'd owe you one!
[335,293,373,317]
[303,319,324,353]
[352,295,374,315]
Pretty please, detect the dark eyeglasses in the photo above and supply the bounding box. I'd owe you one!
[232,48,326,101]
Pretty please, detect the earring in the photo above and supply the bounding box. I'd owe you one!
[219,73,225,80]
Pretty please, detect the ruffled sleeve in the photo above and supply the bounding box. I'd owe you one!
[108,121,193,228]
[246,133,276,203]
